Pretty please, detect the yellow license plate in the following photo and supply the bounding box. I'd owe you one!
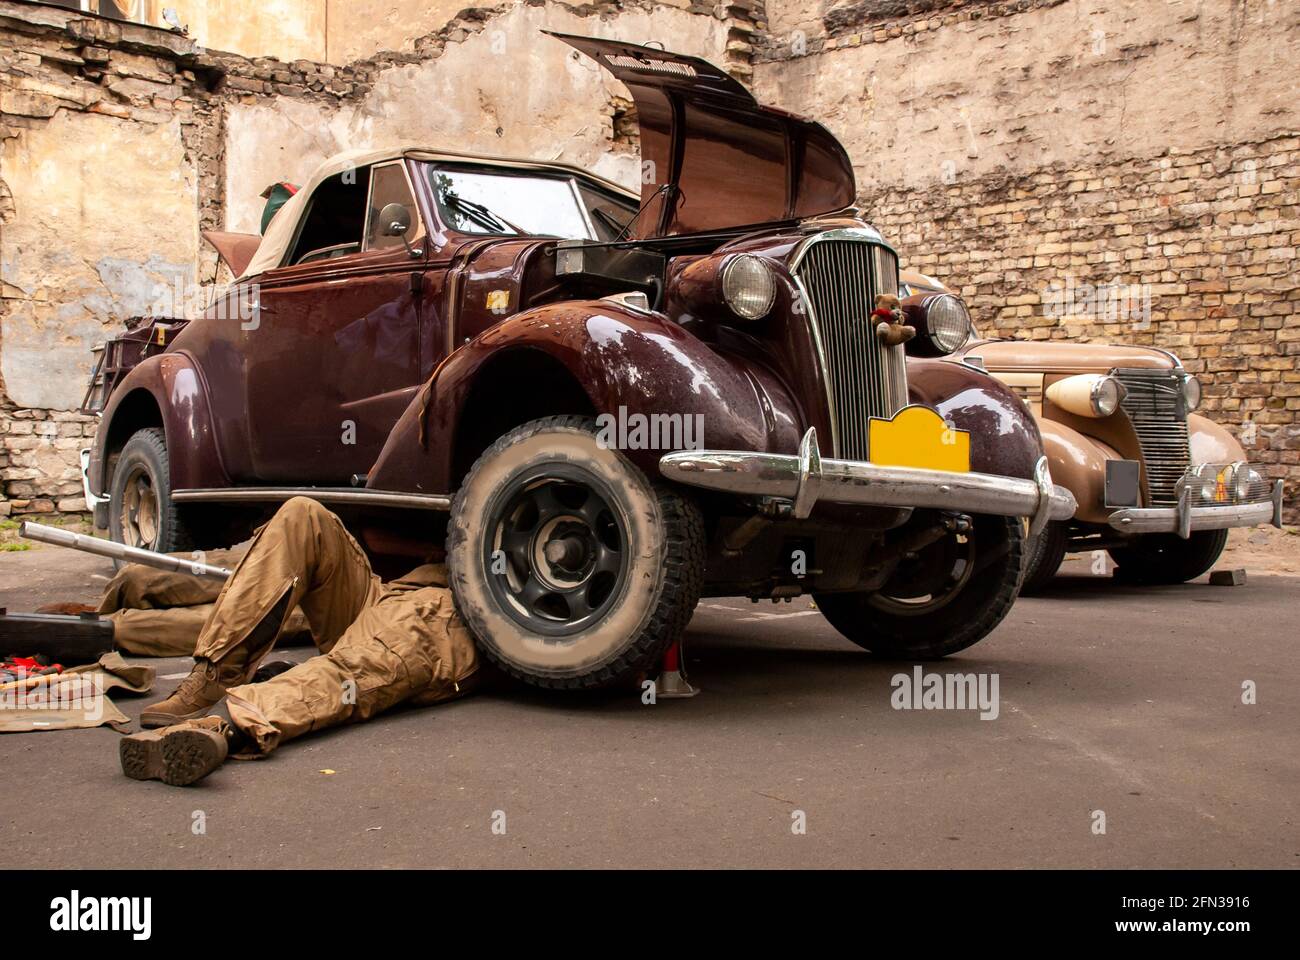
[868,405,971,473]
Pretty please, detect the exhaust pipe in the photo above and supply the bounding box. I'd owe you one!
[18,522,232,581]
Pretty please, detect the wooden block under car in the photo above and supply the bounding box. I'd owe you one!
[1208,568,1247,586]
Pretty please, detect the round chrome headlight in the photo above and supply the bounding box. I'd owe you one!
[721,255,776,320]
[1090,376,1124,417]
[1182,374,1201,412]
[1195,463,1218,501]
[1232,463,1259,501]
[925,294,972,353]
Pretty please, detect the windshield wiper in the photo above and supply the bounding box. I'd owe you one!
[443,193,523,234]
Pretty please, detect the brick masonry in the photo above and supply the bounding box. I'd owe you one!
[754,0,1299,523]
[866,136,1300,521]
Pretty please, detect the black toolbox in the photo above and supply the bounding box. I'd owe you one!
[0,609,114,666]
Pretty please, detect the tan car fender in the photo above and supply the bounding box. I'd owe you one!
[1037,419,1127,525]
[1188,413,1247,464]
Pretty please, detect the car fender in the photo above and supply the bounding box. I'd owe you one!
[1035,419,1126,524]
[90,352,228,495]
[906,358,1044,482]
[367,301,800,494]
[1188,413,1247,465]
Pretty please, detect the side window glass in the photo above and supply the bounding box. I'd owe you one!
[366,163,421,251]
[288,167,372,266]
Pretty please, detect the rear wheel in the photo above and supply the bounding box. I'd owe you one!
[1108,529,1228,584]
[815,514,1024,659]
[447,416,704,689]
[108,427,192,555]
[1021,520,1068,594]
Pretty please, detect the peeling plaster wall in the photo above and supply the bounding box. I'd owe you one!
[756,0,1299,193]
[1,111,197,411]
[223,3,729,232]
[322,0,709,64]
[159,0,328,62]
[0,0,747,518]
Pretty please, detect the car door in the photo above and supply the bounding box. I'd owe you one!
[241,160,430,484]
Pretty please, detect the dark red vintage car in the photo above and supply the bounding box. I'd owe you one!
[83,33,1074,688]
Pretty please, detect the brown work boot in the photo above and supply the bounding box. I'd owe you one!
[140,658,241,728]
[119,716,233,786]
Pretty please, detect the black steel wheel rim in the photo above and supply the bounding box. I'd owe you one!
[868,528,976,616]
[482,464,630,637]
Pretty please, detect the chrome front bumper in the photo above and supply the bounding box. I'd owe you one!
[659,428,1077,536]
[1108,479,1284,537]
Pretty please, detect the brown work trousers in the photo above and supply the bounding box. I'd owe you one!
[190,497,478,755]
[99,546,314,657]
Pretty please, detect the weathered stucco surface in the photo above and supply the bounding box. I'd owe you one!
[119,0,705,66]
[1,111,197,410]
[0,0,751,516]
[756,0,1299,192]
[223,3,727,231]
[159,0,328,62]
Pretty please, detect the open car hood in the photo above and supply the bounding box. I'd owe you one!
[549,32,856,238]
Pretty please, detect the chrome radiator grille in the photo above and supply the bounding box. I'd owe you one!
[1114,369,1191,506]
[791,235,906,460]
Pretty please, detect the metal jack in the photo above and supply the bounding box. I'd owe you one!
[654,639,699,699]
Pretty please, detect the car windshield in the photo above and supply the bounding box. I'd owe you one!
[426,166,634,241]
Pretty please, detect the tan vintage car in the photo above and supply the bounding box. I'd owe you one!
[900,271,1285,590]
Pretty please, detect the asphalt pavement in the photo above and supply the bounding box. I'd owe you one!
[0,544,1296,868]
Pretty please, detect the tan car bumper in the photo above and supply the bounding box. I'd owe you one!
[660,427,1077,537]
[1108,479,1284,538]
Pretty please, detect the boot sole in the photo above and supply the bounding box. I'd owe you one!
[120,728,228,786]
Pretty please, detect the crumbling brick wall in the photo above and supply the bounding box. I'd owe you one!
[0,1,378,519]
[756,0,1300,521]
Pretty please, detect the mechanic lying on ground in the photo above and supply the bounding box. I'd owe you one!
[118,496,479,786]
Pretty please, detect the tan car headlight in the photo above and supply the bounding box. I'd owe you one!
[1182,373,1201,412]
[721,255,776,320]
[1045,374,1126,418]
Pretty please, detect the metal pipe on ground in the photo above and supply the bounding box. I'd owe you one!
[18,522,233,581]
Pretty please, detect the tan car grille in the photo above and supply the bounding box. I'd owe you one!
[791,236,907,460]
[1114,369,1192,506]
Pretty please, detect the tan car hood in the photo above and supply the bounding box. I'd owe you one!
[961,339,1178,373]
[549,32,856,238]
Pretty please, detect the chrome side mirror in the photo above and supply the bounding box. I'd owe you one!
[378,202,421,258]
[380,202,412,237]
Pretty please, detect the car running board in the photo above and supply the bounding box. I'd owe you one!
[172,487,451,511]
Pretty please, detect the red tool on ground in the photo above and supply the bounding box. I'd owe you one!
[0,654,63,685]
